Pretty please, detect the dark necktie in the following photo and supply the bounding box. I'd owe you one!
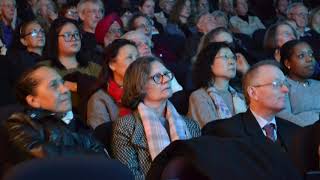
[263,123,276,142]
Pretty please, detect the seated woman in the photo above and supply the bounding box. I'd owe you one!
[42,18,101,114]
[111,56,200,179]
[5,65,105,165]
[277,40,320,127]
[263,21,297,62]
[87,39,139,130]
[165,0,196,39]
[7,20,45,85]
[188,42,247,128]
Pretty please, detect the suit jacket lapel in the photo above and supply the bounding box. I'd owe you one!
[275,118,290,152]
[242,110,266,139]
[131,111,148,149]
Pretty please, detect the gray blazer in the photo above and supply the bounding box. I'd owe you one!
[87,89,119,129]
[111,111,201,180]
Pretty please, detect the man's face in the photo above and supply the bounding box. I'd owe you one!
[289,6,308,29]
[81,2,104,31]
[276,0,289,15]
[235,0,248,16]
[0,0,16,23]
[248,65,289,114]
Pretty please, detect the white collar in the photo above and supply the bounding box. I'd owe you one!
[251,109,277,130]
[61,111,74,124]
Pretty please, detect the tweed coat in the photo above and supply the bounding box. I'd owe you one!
[111,111,201,180]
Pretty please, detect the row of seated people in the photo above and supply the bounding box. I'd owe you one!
[1,51,320,179]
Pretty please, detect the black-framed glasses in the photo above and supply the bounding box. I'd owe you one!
[58,31,81,42]
[150,71,174,84]
[215,54,237,61]
[22,29,45,38]
[252,79,289,89]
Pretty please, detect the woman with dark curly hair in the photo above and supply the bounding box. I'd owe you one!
[188,42,247,128]
[111,56,200,179]
[277,40,320,127]
[87,39,139,130]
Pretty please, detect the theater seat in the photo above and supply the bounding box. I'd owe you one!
[3,155,133,180]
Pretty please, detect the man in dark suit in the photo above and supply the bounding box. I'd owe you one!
[202,60,302,153]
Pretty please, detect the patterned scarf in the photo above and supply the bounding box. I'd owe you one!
[207,85,247,119]
[138,101,191,160]
[105,78,131,117]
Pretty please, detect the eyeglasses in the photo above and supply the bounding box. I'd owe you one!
[22,29,45,38]
[252,79,289,89]
[67,10,78,17]
[108,28,123,35]
[296,51,314,60]
[215,54,237,61]
[150,71,174,84]
[58,32,81,42]
[291,12,308,18]
[86,9,104,16]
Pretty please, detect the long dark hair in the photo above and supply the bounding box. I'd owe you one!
[94,39,137,89]
[193,42,235,89]
[44,17,87,69]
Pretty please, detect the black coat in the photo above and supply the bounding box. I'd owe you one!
[4,109,106,165]
[202,110,302,154]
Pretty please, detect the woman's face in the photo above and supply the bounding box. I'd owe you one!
[285,43,316,80]
[144,61,173,103]
[28,67,71,113]
[109,44,139,82]
[21,22,46,49]
[276,24,296,48]
[221,0,232,13]
[180,0,191,19]
[58,23,81,56]
[104,21,123,47]
[140,0,155,18]
[211,47,236,80]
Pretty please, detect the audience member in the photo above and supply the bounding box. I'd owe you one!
[112,56,200,179]
[0,0,20,51]
[87,39,139,129]
[302,7,320,61]
[138,0,164,34]
[263,21,297,62]
[275,0,290,22]
[122,30,153,57]
[43,18,101,113]
[202,60,302,154]
[95,12,123,48]
[77,0,104,64]
[188,42,247,128]
[4,65,105,165]
[165,0,195,39]
[59,3,79,21]
[218,0,234,19]
[34,0,58,32]
[156,0,175,28]
[7,20,45,85]
[286,2,310,38]
[229,0,265,36]
[277,40,320,126]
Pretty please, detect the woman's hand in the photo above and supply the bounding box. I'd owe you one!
[64,81,77,92]
[236,53,250,75]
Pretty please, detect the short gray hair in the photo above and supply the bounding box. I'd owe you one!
[77,0,104,16]
[286,2,307,17]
